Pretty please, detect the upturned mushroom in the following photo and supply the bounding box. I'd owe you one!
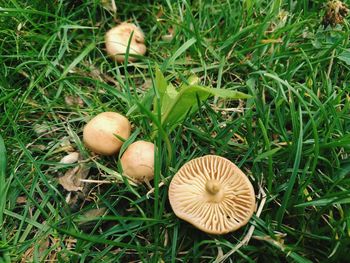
[120,140,154,183]
[83,112,131,155]
[105,22,146,62]
[168,155,255,235]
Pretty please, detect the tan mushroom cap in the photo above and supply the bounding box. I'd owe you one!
[105,22,146,62]
[169,155,255,235]
[120,140,155,183]
[83,112,131,156]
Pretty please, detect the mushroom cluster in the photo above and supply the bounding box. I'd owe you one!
[83,112,155,183]
[80,22,153,182]
[81,18,255,236]
[169,155,255,235]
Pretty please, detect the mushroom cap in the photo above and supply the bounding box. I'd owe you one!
[105,22,146,62]
[168,155,255,235]
[120,140,154,183]
[83,112,131,155]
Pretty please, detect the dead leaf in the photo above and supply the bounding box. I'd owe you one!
[16,196,27,204]
[64,237,77,251]
[75,208,108,226]
[65,95,84,107]
[162,27,175,41]
[162,34,174,42]
[33,122,51,135]
[322,0,349,27]
[156,5,164,18]
[266,10,289,34]
[60,152,80,164]
[261,38,283,44]
[57,136,75,152]
[21,237,49,263]
[17,22,25,31]
[59,166,82,191]
[30,144,46,151]
[59,164,90,191]
[164,229,168,246]
[83,207,106,218]
[101,0,117,13]
[65,191,84,209]
[141,78,152,91]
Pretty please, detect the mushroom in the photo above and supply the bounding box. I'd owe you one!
[120,140,154,183]
[105,22,146,62]
[168,155,255,235]
[83,112,131,155]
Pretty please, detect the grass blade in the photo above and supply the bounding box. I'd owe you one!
[61,42,95,77]
[0,134,7,227]
[162,37,196,69]
[276,106,303,227]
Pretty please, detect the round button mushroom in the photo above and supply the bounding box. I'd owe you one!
[105,22,146,63]
[168,155,256,235]
[120,140,154,183]
[83,112,131,155]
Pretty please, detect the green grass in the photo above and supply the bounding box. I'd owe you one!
[1,0,350,262]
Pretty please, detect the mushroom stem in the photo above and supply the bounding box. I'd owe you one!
[205,180,220,195]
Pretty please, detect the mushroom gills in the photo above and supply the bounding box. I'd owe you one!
[168,155,256,234]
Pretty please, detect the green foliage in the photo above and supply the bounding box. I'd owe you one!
[338,49,350,65]
[0,134,7,225]
[154,66,251,132]
[0,134,10,263]
[1,0,350,262]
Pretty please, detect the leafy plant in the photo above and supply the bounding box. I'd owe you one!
[154,66,251,132]
[149,66,251,161]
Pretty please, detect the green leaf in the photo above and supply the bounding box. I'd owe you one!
[127,88,154,116]
[288,251,313,263]
[162,86,209,129]
[243,0,254,14]
[161,85,251,130]
[0,90,19,104]
[161,83,178,114]
[62,42,95,77]
[254,147,281,162]
[163,38,197,68]
[320,134,350,148]
[53,227,144,250]
[178,75,200,90]
[155,65,168,101]
[295,196,350,207]
[200,87,251,99]
[338,49,350,65]
[271,0,282,15]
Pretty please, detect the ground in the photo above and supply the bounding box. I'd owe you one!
[1,0,350,262]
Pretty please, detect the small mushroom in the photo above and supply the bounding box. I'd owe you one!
[105,22,146,62]
[120,140,154,183]
[168,155,255,235]
[83,112,131,155]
